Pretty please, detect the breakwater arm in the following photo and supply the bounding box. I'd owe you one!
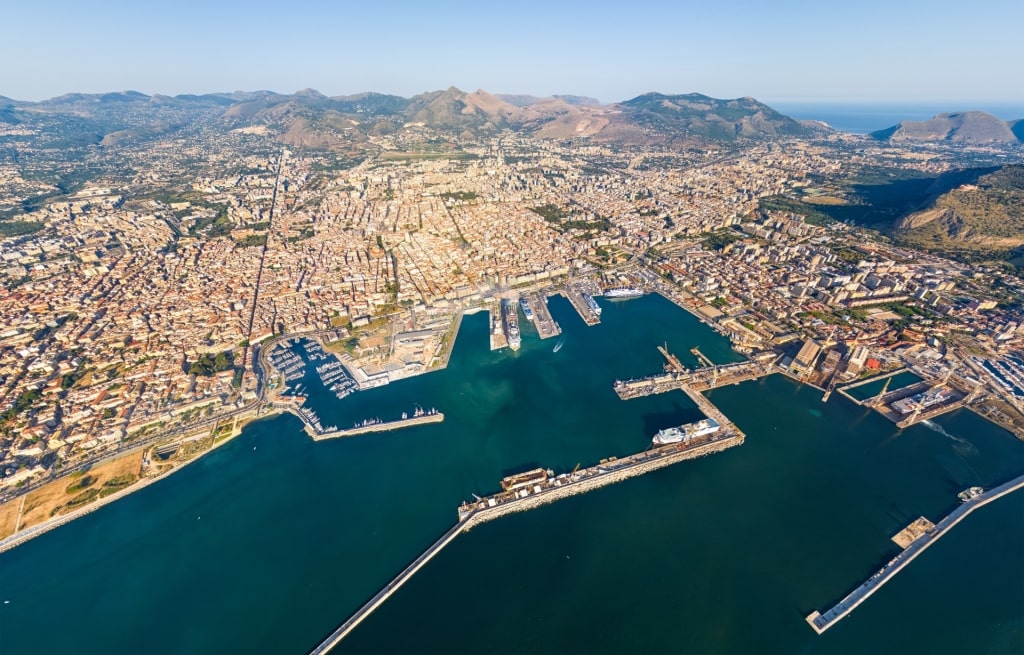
[806,472,1024,634]
[309,412,444,441]
[309,430,744,654]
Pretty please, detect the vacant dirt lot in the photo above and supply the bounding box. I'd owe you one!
[0,451,143,539]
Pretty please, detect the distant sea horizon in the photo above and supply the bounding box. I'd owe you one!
[770,102,1024,134]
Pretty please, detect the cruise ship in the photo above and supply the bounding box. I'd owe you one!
[582,293,602,316]
[652,418,720,445]
[891,387,957,415]
[520,297,535,322]
[603,288,644,299]
[502,298,521,350]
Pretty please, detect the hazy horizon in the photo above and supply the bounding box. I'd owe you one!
[2,0,1022,105]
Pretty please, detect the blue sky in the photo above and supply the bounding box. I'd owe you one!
[2,0,1022,104]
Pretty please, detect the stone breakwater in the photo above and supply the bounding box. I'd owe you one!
[462,434,743,530]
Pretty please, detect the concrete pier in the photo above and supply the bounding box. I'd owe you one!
[614,360,772,399]
[528,293,562,340]
[309,412,444,441]
[806,472,1024,635]
[459,431,744,526]
[658,345,687,372]
[309,428,746,654]
[563,286,601,326]
[691,346,714,368]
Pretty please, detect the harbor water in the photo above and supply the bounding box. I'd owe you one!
[1,294,1021,654]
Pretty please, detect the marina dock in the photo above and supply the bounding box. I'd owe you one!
[806,472,1024,635]
[306,411,444,441]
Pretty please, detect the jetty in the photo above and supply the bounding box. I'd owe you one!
[306,411,444,441]
[529,293,562,340]
[308,364,750,654]
[806,472,1024,635]
[614,360,772,399]
[488,304,508,350]
[308,521,469,654]
[458,430,743,525]
[308,428,743,655]
[658,344,687,372]
[563,285,601,326]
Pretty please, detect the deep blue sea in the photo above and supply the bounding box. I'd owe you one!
[771,103,1024,134]
[1,295,1022,654]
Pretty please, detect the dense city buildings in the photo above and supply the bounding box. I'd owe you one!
[1,91,1022,513]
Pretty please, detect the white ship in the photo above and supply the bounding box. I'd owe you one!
[891,387,956,415]
[603,288,644,299]
[502,298,521,350]
[652,418,720,445]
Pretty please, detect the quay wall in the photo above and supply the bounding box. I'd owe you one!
[310,413,444,441]
[462,434,743,531]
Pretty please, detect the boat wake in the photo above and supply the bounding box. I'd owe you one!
[553,337,565,353]
[921,419,977,455]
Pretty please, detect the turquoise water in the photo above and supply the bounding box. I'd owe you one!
[1,295,1021,654]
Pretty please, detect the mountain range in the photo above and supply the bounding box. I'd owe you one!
[0,87,826,150]
[5,88,1021,152]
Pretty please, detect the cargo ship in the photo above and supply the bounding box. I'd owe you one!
[891,387,956,415]
[603,288,644,299]
[520,297,535,322]
[652,418,720,445]
[502,298,521,350]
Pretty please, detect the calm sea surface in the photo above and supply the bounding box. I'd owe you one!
[1,294,1022,654]
[771,103,1024,134]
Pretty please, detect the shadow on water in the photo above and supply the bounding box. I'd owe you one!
[639,401,704,436]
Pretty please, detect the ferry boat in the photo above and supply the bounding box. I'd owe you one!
[891,387,957,415]
[652,418,720,445]
[582,293,602,316]
[603,288,644,299]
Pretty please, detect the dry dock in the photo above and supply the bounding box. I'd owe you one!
[307,412,444,441]
[806,472,1024,635]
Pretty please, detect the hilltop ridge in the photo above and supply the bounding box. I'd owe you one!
[872,111,1023,144]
